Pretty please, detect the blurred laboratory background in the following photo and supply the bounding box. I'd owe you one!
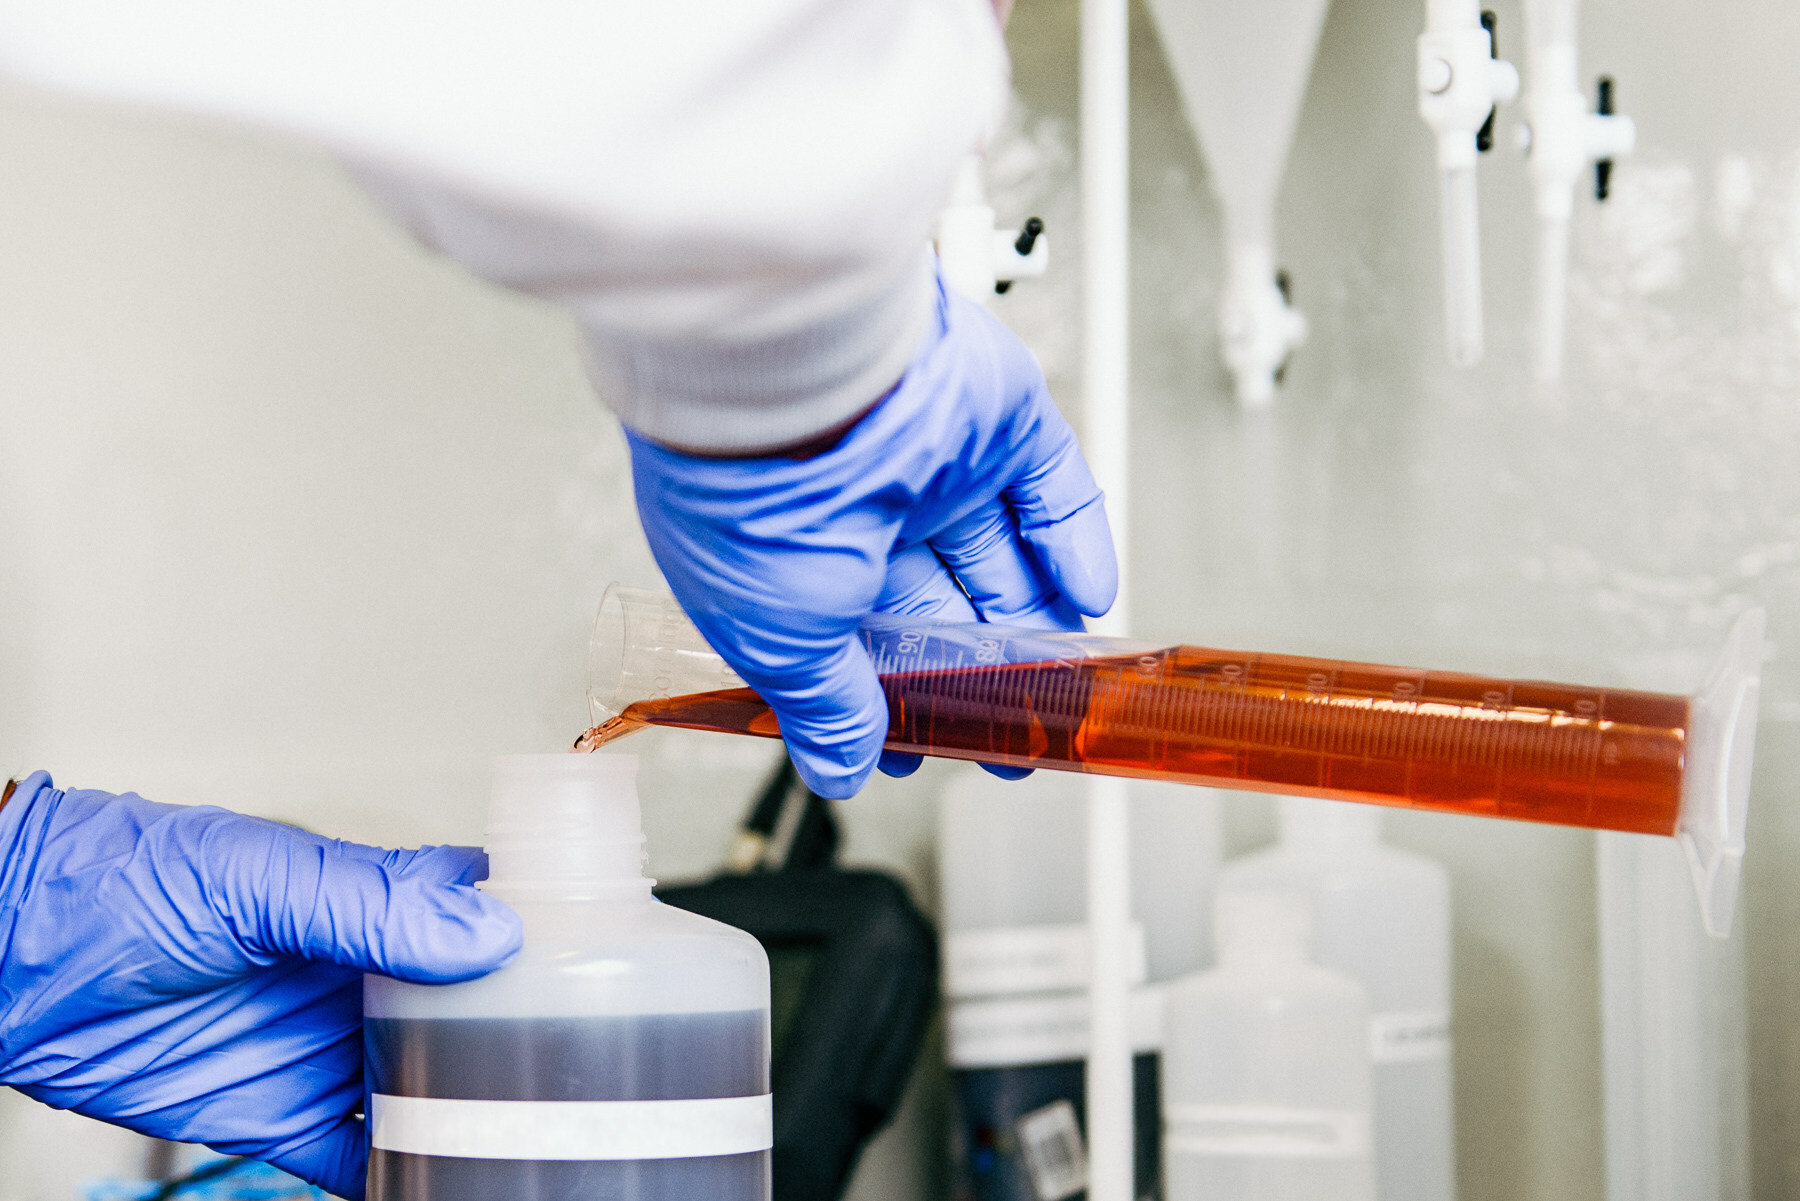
[2,0,1796,1199]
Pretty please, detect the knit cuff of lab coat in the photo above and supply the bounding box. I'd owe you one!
[580,250,935,455]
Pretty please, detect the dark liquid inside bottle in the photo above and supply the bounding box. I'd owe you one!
[366,1011,770,1201]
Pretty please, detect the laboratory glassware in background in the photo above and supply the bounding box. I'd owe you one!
[1161,890,1376,1201]
[1516,0,1635,382]
[581,587,1764,937]
[1415,0,1520,365]
[936,151,1049,304]
[1139,0,1328,405]
[938,769,1165,1201]
[1219,798,1455,1201]
[1598,833,1750,1201]
[364,754,772,1201]
[932,0,1045,306]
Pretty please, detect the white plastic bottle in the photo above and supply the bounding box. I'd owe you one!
[365,754,772,1201]
[938,770,1217,1201]
[1162,890,1375,1201]
[1219,797,1455,1201]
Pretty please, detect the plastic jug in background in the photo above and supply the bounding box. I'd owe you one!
[1219,797,1455,1201]
[1161,890,1375,1201]
[938,769,1180,1201]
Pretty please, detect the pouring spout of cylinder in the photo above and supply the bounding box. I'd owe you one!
[1676,608,1765,939]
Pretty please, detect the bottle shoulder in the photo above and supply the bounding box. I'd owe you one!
[367,897,769,1020]
[504,894,766,947]
[1221,843,1448,894]
[1168,959,1368,1007]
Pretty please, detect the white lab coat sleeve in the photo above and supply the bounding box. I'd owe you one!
[0,1,1009,451]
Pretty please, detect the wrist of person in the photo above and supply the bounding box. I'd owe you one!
[0,772,56,904]
[591,249,937,456]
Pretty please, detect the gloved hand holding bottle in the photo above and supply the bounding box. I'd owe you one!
[0,773,523,1201]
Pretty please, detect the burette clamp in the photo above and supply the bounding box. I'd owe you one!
[1675,608,1765,939]
[936,153,1050,302]
[1417,12,1519,171]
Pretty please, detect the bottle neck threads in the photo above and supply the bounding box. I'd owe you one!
[481,754,651,902]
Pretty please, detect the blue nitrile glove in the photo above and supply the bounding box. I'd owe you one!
[629,269,1118,798]
[0,773,523,1201]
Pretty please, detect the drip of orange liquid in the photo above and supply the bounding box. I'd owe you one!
[575,647,1690,835]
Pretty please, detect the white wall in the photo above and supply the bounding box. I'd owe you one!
[3,0,1799,1196]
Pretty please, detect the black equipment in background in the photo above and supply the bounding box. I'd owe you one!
[658,759,939,1201]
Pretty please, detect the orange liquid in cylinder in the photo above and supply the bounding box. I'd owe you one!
[601,646,1691,835]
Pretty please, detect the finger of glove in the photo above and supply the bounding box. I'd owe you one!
[877,547,1024,778]
[262,1114,368,1201]
[871,549,961,782]
[331,841,490,887]
[225,824,522,982]
[877,542,981,621]
[927,498,1083,631]
[879,750,924,777]
[1015,491,1118,620]
[680,590,891,801]
[1003,410,1119,620]
[746,634,891,801]
[981,763,1035,781]
[625,431,896,803]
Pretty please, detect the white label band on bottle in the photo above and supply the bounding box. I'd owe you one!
[1164,1104,1371,1159]
[1368,1010,1452,1064]
[944,923,1148,998]
[369,1094,773,1161]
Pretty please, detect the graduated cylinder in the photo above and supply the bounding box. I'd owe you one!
[580,588,1763,936]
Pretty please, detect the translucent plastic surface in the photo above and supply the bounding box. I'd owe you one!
[940,769,1090,932]
[1131,781,1224,981]
[1535,215,1571,381]
[1438,165,1484,366]
[1598,832,1749,1201]
[366,755,771,1201]
[1221,800,1455,1201]
[1162,893,1375,1201]
[937,769,1219,981]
